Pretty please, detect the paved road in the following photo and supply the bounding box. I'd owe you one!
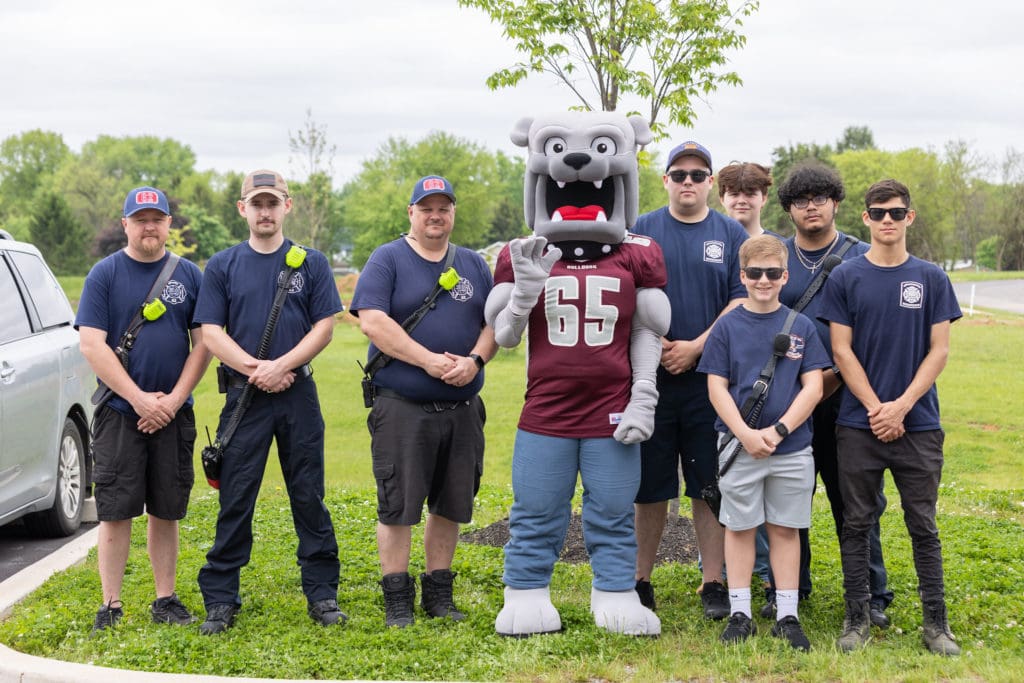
[952,279,1024,315]
[0,520,97,583]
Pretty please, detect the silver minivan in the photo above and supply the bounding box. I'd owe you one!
[0,230,94,536]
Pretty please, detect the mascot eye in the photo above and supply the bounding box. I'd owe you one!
[543,137,567,155]
[590,136,617,155]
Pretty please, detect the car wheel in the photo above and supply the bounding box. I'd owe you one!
[23,417,85,537]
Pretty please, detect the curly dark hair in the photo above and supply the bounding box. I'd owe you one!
[777,161,845,211]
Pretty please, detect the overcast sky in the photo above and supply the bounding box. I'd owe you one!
[2,1,1021,186]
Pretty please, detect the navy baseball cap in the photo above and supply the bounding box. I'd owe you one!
[123,187,170,217]
[410,175,456,205]
[665,141,713,173]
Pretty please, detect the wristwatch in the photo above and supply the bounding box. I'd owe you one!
[469,353,486,370]
[773,421,790,438]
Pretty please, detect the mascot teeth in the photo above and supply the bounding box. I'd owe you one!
[552,209,564,222]
[593,180,604,189]
[557,181,566,189]
[595,209,607,222]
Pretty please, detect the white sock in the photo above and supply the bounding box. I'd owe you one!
[728,588,751,618]
[776,589,799,621]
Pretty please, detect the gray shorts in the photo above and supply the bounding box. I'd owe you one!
[717,438,814,531]
[367,393,485,526]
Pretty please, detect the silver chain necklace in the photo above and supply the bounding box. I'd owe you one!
[795,232,840,271]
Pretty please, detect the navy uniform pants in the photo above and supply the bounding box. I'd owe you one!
[198,378,339,608]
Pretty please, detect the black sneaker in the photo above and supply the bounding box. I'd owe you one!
[151,593,196,625]
[772,615,811,651]
[308,598,348,626]
[635,579,656,611]
[720,612,756,643]
[92,601,123,633]
[701,581,730,620]
[870,603,891,629]
[199,603,239,635]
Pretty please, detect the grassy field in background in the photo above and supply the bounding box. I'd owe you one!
[9,274,1017,681]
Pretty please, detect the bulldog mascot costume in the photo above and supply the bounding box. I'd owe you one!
[484,112,670,636]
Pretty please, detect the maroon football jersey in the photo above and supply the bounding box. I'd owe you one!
[495,235,667,437]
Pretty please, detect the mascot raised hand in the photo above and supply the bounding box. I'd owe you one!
[484,111,670,636]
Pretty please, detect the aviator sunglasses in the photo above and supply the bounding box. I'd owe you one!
[866,207,910,221]
[742,267,785,281]
[667,169,710,183]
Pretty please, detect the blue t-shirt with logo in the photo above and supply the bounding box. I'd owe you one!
[349,238,493,402]
[194,239,342,361]
[817,255,962,431]
[633,207,748,346]
[780,232,868,356]
[698,305,831,454]
[76,250,203,418]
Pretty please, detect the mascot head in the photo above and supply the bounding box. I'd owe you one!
[511,111,653,257]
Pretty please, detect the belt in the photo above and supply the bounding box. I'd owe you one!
[373,387,469,413]
[222,363,313,391]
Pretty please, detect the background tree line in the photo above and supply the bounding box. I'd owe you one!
[3,122,1023,275]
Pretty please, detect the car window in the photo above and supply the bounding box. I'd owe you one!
[8,250,73,329]
[0,257,32,343]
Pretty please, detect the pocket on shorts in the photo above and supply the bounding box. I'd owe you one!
[373,462,396,512]
[92,467,116,488]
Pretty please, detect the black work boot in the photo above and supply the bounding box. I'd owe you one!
[380,572,416,628]
[420,569,466,621]
[922,601,961,656]
[837,599,871,652]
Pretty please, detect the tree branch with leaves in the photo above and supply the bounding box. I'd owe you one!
[458,0,758,140]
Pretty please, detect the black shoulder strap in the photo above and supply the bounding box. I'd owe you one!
[122,252,181,339]
[217,247,305,449]
[791,235,859,314]
[360,244,457,379]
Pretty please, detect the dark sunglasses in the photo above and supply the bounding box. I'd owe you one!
[743,267,785,281]
[668,169,710,183]
[866,207,910,221]
[791,195,830,209]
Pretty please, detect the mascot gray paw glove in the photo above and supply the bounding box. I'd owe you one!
[613,379,659,445]
[509,235,562,315]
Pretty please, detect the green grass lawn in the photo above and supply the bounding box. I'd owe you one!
[7,283,1021,681]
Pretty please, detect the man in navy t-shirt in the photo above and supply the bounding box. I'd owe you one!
[350,175,496,628]
[195,170,346,634]
[632,141,748,619]
[77,186,210,631]
[819,179,962,656]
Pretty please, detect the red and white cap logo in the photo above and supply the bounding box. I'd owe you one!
[135,190,160,205]
[423,178,446,191]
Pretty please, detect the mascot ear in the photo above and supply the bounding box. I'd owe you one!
[628,115,654,147]
[511,117,534,148]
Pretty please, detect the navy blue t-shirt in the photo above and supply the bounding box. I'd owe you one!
[780,232,868,357]
[633,207,748,344]
[349,238,493,402]
[699,305,830,454]
[194,239,342,361]
[76,250,203,418]
[817,255,962,431]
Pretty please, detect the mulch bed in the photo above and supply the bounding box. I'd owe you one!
[461,512,698,565]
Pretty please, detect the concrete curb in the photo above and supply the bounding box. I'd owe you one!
[0,526,372,683]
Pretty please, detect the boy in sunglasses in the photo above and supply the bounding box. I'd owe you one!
[819,179,961,655]
[632,141,748,619]
[698,235,830,650]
